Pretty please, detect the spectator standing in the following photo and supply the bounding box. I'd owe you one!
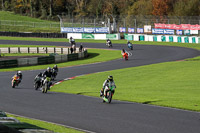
[79,44,83,52]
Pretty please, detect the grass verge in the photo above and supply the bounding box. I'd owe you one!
[7,114,83,133]
[0,48,121,72]
[51,59,200,112]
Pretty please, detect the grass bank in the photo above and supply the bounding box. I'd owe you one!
[7,114,83,133]
[51,58,200,112]
[0,11,59,33]
[0,47,121,72]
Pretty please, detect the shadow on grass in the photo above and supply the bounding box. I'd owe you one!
[76,92,98,95]
[142,100,161,104]
[86,53,100,59]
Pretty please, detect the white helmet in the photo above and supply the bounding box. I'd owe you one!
[18,71,22,74]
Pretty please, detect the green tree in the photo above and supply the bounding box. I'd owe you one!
[173,0,200,16]
[128,0,153,15]
[87,0,103,17]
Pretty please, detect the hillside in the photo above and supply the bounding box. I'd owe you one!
[0,11,60,33]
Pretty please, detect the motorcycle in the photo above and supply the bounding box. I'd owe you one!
[127,43,133,50]
[102,86,115,103]
[106,41,112,48]
[122,52,128,61]
[42,77,51,93]
[34,76,43,90]
[11,75,20,88]
[51,69,57,80]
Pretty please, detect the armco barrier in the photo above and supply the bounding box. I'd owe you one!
[0,60,18,68]
[68,53,78,61]
[0,49,87,68]
[17,57,38,66]
[37,56,55,65]
[0,32,67,38]
[84,50,88,58]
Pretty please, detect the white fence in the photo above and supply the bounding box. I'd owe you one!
[0,47,80,54]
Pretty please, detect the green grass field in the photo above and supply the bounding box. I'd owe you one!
[7,114,83,133]
[51,58,200,112]
[0,11,60,33]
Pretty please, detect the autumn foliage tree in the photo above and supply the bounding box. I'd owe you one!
[0,0,199,21]
[152,0,174,16]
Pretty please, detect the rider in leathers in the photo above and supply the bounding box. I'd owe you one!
[43,67,53,87]
[43,67,52,78]
[100,76,116,97]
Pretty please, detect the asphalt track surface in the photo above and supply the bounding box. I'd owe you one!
[0,40,200,133]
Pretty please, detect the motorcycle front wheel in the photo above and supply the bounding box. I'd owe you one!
[12,81,16,88]
[108,91,112,103]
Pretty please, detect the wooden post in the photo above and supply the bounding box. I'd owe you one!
[54,47,56,53]
[61,48,63,54]
[18,47,20,53]
[37,47,39,53]
[8,47,10,53]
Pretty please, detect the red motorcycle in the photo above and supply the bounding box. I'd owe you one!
[11,75,20,88]
[123,52,128,60]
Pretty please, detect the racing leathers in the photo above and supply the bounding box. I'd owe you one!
[100,79,116,97]
[69,38,75,46]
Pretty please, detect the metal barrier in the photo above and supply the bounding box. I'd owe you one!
[0,47,69,54]
[0,48,88,68]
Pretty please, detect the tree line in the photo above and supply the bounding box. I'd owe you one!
[0,0,199,20]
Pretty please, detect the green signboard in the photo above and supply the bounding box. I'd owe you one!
[82,34,94,39]
[106,34,117,39]
[124,34,133,40]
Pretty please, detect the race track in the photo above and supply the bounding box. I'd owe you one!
[0,40,200,133]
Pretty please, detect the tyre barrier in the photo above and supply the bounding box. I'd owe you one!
[0,49,88,68]
[0,31,67,38]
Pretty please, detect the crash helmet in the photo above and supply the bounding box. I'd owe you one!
[108,75,113,81]
[54,65,57,68]
[47,67,51,72]
[17,71,22,75]
[70,37,72,39]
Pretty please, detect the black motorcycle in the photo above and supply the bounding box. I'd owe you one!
[52,69,57,80]
[106,40,112,48]
[34,76,43,90]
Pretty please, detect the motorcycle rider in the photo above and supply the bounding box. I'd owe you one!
[17,71,22,84]
[43,67,52,79]
[34,72,43,89]
[106,39,112,47]
[53,65,58,73]
[127,41,133,50]
[43,67,53,88]
[100,76,116,97]
[52,65,58,79]
[12,71,22,86]
[69,37,75,46]
[122,49,128,60]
